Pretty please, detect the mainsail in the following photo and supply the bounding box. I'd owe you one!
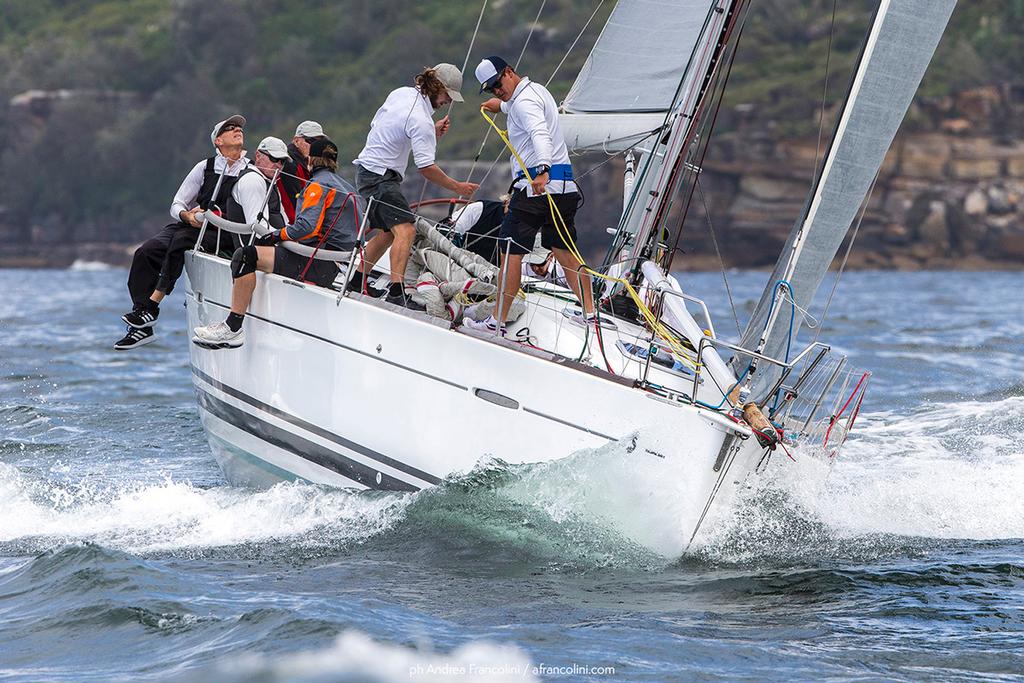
[736,0,957,397]
[559,0,723,153]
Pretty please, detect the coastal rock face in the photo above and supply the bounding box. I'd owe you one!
[688,85,1024,270]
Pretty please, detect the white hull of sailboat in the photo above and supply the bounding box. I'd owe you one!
[184,251,765,546]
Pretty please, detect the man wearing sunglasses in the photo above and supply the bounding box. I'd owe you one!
[465,57,596,336]
[115,115,250,350]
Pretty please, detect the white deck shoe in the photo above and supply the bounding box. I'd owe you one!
[192,321,245,349]
[462,316,506,336]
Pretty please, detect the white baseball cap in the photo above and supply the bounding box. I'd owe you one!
[210,114,246,147]
[256,136,289,161]
[294,120,325,138]
[432,63,464,103]
[475,56,509,93]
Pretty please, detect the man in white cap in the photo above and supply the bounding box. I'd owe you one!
[351,63,479,310]
[115,114,250,350]
[464,57,597,336]
[279,120,327,222]
[194,137,363,348]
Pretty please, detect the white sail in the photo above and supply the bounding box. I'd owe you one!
[562,0,720,114]
[736,0,957,396]
[559,0,726,154]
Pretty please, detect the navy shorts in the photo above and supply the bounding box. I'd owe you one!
[355,167,415,230]
[273,246,339,288]
[498,189,580,256]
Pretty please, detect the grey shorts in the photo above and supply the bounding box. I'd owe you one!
[273,246,339,288]
[355,167,415,230]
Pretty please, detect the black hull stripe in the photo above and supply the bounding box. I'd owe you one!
[196,388,420,492]
[192,367,441,486]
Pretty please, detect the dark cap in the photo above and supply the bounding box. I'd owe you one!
[308,137,338,160]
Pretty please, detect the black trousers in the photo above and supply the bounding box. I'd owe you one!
[126,222,236,308]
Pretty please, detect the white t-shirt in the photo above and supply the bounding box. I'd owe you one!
[353,86,437,177]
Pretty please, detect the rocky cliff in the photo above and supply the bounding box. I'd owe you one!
[685,84,1024,270]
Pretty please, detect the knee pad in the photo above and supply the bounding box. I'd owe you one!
[230,245,259,279]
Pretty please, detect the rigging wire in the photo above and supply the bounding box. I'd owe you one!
[695,177,741,337]
[465,0,547,185]
[811,0,839,185]
[809,171,877,348]
[545,0,606,88]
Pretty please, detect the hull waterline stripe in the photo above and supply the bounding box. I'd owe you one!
[192,366,442,486]
[196,388,421,492]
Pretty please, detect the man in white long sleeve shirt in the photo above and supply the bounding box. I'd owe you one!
[352,63,479,310]
[465,57,596,335]
[115,115,250,350]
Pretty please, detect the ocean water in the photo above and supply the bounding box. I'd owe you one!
[1,268,1022,682]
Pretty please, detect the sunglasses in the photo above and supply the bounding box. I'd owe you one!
[221,124,243,134]
[302,136,324,144]
[484,70,506,95]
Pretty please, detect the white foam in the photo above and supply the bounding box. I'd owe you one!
[214,630,538,682]
[733,397,1024,543]
[0,464,410,553]
[67,259,113,271]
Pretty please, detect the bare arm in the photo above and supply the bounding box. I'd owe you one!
[419,164,479,197]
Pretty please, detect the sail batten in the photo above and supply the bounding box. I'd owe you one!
[736,0,958,396]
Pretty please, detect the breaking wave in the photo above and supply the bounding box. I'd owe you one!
[2,396,1022,568]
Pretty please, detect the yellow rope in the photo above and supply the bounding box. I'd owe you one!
[479,107,698,367]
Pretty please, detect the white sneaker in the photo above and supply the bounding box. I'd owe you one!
[192,321,245,348]
[567,310,618,330]
[462,316,506,336]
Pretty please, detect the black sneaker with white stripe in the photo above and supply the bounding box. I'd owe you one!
[113,326,155,350]
[122,306,159,329]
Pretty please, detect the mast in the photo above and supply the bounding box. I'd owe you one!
[735,0,957,399]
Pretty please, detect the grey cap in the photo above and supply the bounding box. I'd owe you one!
[294,120,325,138]
[211,114,246,147]
[257,136,289,161]
[432,63,464,103]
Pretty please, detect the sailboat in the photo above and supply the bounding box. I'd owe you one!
[183,0,956,551]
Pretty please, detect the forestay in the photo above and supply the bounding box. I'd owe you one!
[736,0,957,397]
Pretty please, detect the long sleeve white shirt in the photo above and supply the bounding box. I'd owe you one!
[231,170,279,230]
[168,152,250,221]
[500,78,576,196]
[451,201,484,235]
[353,87,437,178]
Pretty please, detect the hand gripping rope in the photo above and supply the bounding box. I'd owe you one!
[479,107,699,370]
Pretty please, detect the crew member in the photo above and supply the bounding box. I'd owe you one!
[352,63,479,310]
[115,115,249,350]
[465,57,595,335]
[278,120,326,222]
[446,194,509,264]
[192,138,361,349]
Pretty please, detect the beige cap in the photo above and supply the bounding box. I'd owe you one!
[211,114,245,147]
[432,63,464,103]
[257,136,289,161]
[294,120,325,138]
